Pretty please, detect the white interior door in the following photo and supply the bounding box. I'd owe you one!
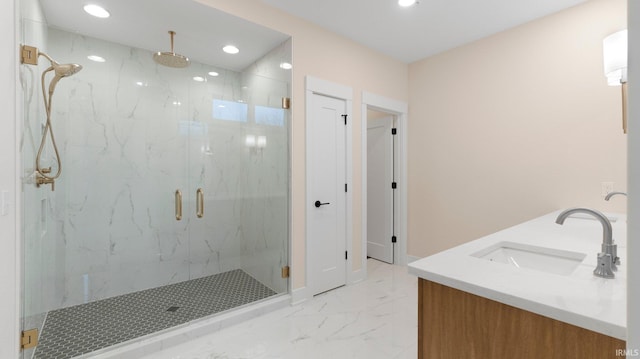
[308,93,347,295]
[367,117,394,263]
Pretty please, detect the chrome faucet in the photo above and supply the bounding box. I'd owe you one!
[555,208,619,279]
[605,191,627,201]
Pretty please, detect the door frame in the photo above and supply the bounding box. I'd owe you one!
[304,76,353,298]
[361,92,408,274]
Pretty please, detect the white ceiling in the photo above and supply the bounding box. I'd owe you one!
[39,0,290,71]
[40,0,589,69]
[261,0,588,63]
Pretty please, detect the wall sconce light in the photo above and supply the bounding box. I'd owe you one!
[257,136,267,148]
[245,134,266,154]
[603,29,628,133]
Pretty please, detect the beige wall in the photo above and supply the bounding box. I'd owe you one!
[195,0,627,281]
[196,0,409,289]
[408,0,627,257]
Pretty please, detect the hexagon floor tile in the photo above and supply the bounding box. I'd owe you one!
[33,270,276,359]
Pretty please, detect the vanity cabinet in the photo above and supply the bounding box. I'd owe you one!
[418,279,626,359]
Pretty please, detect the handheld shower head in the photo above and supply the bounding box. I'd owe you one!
[48,62,83,94]
[54,62,83,78]
[38,51,83,94]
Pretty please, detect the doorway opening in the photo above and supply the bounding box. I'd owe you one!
[361,92,408,276]
[366,110,397,264]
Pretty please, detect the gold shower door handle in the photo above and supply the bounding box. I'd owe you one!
[175,190,182,221]
[196,188,204,218]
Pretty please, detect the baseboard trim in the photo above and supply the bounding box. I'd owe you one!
[291,286,312,305]
[349,268,366,285]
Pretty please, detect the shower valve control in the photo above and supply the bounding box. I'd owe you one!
[36,175,55,191]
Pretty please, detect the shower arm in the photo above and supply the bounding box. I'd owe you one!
[38,51,56,67]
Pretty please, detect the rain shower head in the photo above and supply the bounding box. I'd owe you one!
[153,31,190,68]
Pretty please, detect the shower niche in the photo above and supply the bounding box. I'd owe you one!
[20,0,291,358]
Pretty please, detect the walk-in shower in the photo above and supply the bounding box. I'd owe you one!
[20,1,291,358]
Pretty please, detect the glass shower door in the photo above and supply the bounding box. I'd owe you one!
[143,74,191,288]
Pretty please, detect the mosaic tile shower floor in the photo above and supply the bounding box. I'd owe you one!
[33,270,277,359]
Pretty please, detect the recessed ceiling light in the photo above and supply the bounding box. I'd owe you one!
[135,81,147,87]
[173,101,182,106]
[83,4,110,18]
[223,45,239,54]
[398,0,418,7]
[280,62,292,70]
[87,55,106,62]
[193,76,205,82]
[208,71,219,77]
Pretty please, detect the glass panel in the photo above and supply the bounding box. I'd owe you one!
[188,40,291,295]
[255,105,286,127]
[212,99,248,122]
[235,46,291,294]
[20,9,52,359]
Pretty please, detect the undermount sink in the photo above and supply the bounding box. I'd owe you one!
[471,241,586,276]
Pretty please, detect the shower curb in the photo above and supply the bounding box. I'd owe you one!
[81,294,291,359]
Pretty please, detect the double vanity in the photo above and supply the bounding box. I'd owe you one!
[409,210,627,358]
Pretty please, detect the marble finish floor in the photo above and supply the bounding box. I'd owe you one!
[142,259,418,359]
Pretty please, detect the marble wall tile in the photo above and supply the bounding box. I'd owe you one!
[21,27,290,311]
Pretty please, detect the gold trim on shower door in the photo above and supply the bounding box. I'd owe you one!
[175,190,183,220]
[196,188,204,218]
[282,97,290,109]
[21,328,38,349]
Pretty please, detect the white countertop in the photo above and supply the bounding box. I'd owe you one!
[408,210,627,340]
